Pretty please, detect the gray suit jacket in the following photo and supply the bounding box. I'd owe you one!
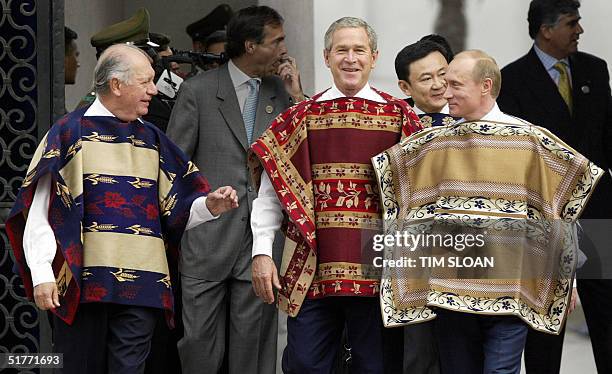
[166,64,291,280]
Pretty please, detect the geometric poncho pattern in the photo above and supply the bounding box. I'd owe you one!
[372,120,604,334]
[6,108,210,327]
[250,88,422,317]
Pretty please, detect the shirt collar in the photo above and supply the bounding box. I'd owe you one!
[533,43,570,71]
[228,59,261,89]
[455,102,500,124]
[84,97,115,117]
[83,97,143,123]
[480,102,502,121]
[318,82,386,103]
[413,103,449,115]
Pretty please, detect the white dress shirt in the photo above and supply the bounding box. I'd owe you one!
[24,98,217,287]
[317,82,385,103]
[251,83,386,258]
[455,102,529,126]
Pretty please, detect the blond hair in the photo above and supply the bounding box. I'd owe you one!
[456,50,501,98]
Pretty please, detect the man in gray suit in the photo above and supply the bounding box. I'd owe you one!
[166,5,304,374]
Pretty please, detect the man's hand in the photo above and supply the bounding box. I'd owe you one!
[252,255,281,304]
[205,186,239,216]
[568,287,579,314]
[33,282,60,310]
[277,55,305,102]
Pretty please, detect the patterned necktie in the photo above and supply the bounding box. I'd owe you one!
[242,78,260,144]
[553,62,572,114]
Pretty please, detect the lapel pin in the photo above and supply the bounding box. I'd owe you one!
[581,85,590,94]
[265,105,274,114]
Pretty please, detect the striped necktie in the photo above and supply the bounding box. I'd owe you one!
[242,78,260,144]
[553,62,572,114]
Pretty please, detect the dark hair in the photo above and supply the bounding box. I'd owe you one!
[394,40,449,82]
[528,0,580,39]
[420,34,454,61]
[204,30,227,51]
[149,32,171,52]
[64,26,78,55]
[225,5,283,59]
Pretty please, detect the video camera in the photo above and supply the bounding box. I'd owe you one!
[163,50,227,76]
[152,50,228,104]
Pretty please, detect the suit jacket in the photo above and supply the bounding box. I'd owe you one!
[166,63,291,280]
[499,47,612,218]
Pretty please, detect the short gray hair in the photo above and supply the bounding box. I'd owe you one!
[324,17,377,52]
[93,44,148,95]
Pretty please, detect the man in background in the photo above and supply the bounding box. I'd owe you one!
[150,32,180,76]
[64,26,80,86]
[204,30,227,55]
[392,37,464,374]
[143,32,178,133]
[421,34,454,61]
[186,4,233,52]
[202,30,227,71]
[395,39,457,128]
[498,1,612,372]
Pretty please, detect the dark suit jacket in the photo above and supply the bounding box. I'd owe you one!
[166,64,291,280]
[499,47,612,218]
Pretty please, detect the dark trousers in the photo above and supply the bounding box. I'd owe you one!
[434,308,528,374]
[404,322,440,374]
[524,225,612,374]
[144,312,183,374]
[523,326,565,374]
[282,297,398,374]
[524,280,612,374]
[578,279,612,373]
[382,319,440,374]
[53,303,157,374]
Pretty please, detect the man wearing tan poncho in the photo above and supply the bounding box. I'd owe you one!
[372,50,603,374]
